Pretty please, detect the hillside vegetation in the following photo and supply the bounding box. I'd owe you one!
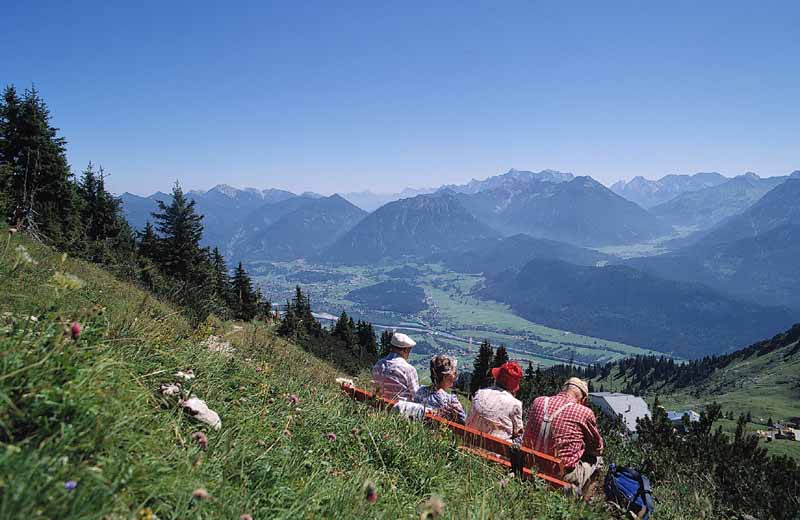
[0,231,610,519]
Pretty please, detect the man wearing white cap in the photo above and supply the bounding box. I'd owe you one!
[371,332,419,401]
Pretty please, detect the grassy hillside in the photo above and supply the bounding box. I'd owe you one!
[0,231,611,519]
[592,327,800,459]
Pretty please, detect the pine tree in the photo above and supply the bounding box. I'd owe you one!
[0,85,80,244]
[231,262,259,320]
[333,311,356,349]
[137,221,159,260]
[492,344,509,368]
[150,182,205,281]
[379,330,393,357]
[470,340,494,396]
[211,247,232,305]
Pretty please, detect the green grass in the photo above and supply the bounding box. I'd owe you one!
[0,232,609,519]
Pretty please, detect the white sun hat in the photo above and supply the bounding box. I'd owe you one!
[390,332,416,349]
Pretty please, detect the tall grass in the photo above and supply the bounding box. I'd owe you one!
[0,231,607,519]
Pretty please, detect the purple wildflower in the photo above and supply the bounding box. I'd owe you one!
[287,394,300,405]
[64,480,78,491]
[324,432,337,442]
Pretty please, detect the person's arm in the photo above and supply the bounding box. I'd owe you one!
[408,365,420,399]
[448,395,467,424]
[511,402,524,444]
[581,410,604,455]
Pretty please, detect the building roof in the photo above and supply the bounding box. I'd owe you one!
[666,410,701,423]
[589,392,651,432]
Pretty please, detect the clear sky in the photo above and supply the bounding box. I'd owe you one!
[3,1,799,195]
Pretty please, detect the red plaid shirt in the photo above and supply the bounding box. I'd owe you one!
[522,392,604,470]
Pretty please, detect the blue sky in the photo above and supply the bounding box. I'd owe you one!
[3,1,799,195]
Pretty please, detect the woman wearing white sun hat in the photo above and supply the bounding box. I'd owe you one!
[371,332,419,401]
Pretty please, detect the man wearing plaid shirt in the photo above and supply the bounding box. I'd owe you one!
[522,377,604,493]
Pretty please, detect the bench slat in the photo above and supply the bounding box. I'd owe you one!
[341,383,568,488]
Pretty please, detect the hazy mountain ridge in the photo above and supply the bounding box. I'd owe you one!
[456,176,669,246]
[628,179,800,310]
[650,173,791,231]
[322,191,500,264]
[481,258,796,359]
[610,172,728,209]
[232,195,367,262]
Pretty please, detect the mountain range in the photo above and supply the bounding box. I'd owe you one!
[650,172,794,231]
[453,175,669,246]
[610,172,728,209]
[321,191,499,264]
[628,178,800,310]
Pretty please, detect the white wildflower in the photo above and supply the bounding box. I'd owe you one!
[14,245,37,266]
[51,271,85,290]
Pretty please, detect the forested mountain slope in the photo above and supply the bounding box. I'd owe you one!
[481,259,795,359]
[588,324,800,422]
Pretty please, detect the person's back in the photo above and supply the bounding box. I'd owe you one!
[413,355,466,423]
[371,333,419,401]
[522,378,604,492]
[465,362,524,442]
[466,385,523,441]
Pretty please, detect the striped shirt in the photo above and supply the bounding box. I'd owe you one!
[371,353,419,401]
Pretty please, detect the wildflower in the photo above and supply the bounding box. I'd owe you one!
[287,394,300,405]
[351,427,361,436]
[14,245,37,266]
[70,321,82,340]
[51,271,84,290]
[64,480,78,491]
[139,507,155,520]
[191,431,208,450]
[255,366,263,373]
[175,369,195,380]
[283,429,292,438]
[324,432,337,442]
[191,488,210,500]
[418,495,444,519]
[499,477,510,488]
[363,480,378,504]
[240,515,253,520]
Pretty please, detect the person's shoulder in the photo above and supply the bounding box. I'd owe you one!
[576,403,596,418]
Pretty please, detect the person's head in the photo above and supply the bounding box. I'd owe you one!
[562,377,589,404]
[429,355,458,391]
[389,332,416,360]
[491,361,523,395]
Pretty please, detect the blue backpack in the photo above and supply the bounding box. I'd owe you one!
[604,464,655,519]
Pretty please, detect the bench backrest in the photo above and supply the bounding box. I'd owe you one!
[341,383,567,485]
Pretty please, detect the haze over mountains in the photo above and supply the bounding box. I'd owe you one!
[119,167,800,358]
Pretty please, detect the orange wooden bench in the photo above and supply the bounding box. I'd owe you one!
[340,383,569,489]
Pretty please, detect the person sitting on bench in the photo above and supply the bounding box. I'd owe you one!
[466,361,524,442]
[371,332,419,401]
[522,377,604,494]
[413,355,466,423]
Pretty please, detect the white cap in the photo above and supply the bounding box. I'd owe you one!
[390,332,416,349]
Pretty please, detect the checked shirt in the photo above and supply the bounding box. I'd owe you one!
[522,392,604,470]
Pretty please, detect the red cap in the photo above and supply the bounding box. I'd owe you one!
[491,361,523,394]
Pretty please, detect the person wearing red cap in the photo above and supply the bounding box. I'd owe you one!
[465,361,524,443]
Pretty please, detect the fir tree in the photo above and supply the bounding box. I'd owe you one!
[211,247,232,305]
[492,344,509,368]
[150,182,205,281]
[137,221,159,260]
[379,330,393,357]
[230,262,259,320]
[0,85,80,244]
[470,340,494,396]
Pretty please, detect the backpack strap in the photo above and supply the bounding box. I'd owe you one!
[534,397,575,453]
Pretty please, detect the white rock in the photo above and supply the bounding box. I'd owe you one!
[180,397,222,430]
[160,383,182,397]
